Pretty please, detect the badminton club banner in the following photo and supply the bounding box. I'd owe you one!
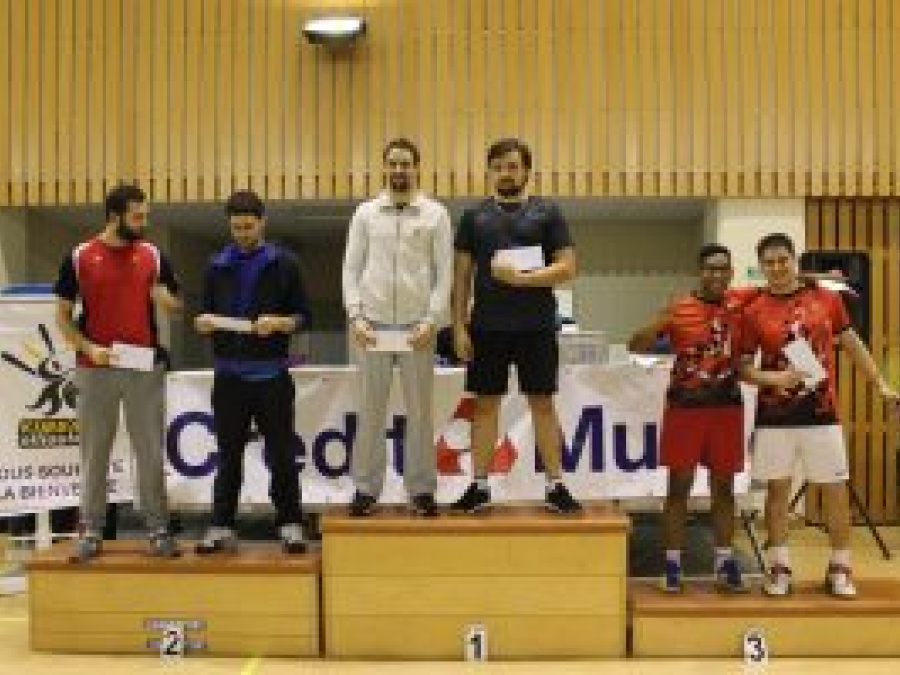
[0,296,134,514]
[164,363,748,507]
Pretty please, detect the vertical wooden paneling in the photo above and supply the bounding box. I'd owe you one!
[470,0,487,195]
[671,0,690,195]
[39,0,57,204]
[170,0,187,202]
[774,0,792,194]
[757,0,775,196]
[282,0,299,199]
[842,0,859,196]
[873,0,891,195]
[858,0,874,196]
[886,203,900,520]
[2,0,900,203]
[134,0,153,197]
[824,0,842,195]
[622,0,639,197]
[808,0,826,195]
[688,0,707,196]
[808,197,900,523]
[151,0,169,200]
[183,0,201,201]
[706,0,724,196]
[56,0,73,204]
[433,0,451,196]
[739,0,759,195]
[297,2,316,198]
[605,0,624,195]
[231,0,249,191]
[416,0,434,195]
[0,0,8,205]
[791,0,808,195]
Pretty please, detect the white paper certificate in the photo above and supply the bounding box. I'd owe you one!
[110,343,156,372]
[782,337,828,387]
[369,329,413,353]
[494,245,545,272]
[208,315,254,333]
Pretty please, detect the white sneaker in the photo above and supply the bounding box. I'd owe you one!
[278,523,307,555]
[195,526,238,555]
[763,564,793,596]
[826,563,857,598]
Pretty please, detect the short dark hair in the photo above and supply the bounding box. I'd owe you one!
[225,190,265,219]
[698,243,732,266]
[105,183,146,221]
[382,138,420,166]
[487,138,532,170]
[756,232,796,259]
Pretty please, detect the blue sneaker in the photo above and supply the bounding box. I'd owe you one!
[715,557,750,594]
[660,559,683,593]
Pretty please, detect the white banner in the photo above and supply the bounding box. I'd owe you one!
[0,296,133,515]
[164,363,751,508]
[1,295,751,515]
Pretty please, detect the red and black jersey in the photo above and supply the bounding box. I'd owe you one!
[740,283,850,427]
[54,237,179,367]
[660,287,759,407]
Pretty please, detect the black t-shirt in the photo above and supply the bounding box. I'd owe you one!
[454,196,572,332]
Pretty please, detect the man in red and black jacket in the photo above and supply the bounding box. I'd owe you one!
[54,183,182,562]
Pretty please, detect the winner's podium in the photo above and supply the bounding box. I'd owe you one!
[321,502,629,659]
[27,541,320,656]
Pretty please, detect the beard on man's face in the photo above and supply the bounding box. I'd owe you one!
[116,217,143,242]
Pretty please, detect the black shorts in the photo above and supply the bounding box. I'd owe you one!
[465,329,558,395]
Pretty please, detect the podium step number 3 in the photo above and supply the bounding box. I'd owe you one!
[465,624,487,661]
[743,627,769,666]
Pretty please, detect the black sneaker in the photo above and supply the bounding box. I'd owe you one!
[451,483,491,513]
[545,483,582,513]
[411,494,439,518]
[348,492,377,517]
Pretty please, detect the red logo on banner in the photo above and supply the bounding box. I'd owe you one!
[435,396,517,475]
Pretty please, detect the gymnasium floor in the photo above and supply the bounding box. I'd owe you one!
[3,526,900,674]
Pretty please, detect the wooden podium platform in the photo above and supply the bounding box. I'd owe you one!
[630,578,900,657]
[27,541,320,656]
[321,502,629,659]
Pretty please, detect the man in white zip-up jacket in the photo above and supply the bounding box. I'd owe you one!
[342,138,453,517]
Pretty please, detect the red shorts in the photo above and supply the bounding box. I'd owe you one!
[659,405,744,476]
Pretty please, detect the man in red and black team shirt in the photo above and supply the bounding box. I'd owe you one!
[54,184,182,562]
[740,233,899,598]
[630,244,757,594]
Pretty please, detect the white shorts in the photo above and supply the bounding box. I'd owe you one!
[750,425,850,484]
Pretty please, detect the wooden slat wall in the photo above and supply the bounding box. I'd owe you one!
[807,199,900,524]
[2,0,900,204]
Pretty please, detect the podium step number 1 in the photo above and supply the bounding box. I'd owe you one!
[465,624,487,661]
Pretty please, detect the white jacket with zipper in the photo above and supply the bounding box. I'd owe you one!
[342,191,452,326]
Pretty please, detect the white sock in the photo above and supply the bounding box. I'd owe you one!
[474,477,489,490]
[769,545,790,569]
[545,475,563,492]
[830,548,851,569]
[714,547,733,570]
[665,549,682,566]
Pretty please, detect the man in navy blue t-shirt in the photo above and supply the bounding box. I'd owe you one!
[451,138,581,514]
